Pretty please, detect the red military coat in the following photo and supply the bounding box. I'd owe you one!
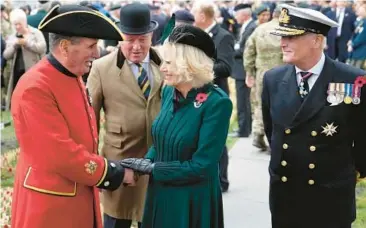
[10,55,107,228]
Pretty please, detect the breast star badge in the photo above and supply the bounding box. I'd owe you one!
[321,122,338,136]
[85,160,98,175]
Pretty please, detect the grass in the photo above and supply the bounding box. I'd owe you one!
[354,181,366,228]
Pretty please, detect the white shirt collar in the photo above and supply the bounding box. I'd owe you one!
[295,53,325,76]
[205,21,217,33]
[127,52,150,65]
[240,18,253,34]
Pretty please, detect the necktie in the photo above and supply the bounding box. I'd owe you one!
[136,63,150,99]
[299,72,313,100]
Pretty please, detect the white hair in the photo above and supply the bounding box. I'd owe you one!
[161,42,215,88]
[9,8,27,25]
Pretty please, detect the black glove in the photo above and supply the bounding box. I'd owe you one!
[120,158,154,175]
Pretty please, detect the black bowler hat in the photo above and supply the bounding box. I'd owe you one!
[168,24,216,60]
[38,4,123,40]
[271,4,338,36]
[119,2,158,35]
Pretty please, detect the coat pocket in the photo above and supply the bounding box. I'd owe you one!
[104,122,123,148]
[23,167,77,197]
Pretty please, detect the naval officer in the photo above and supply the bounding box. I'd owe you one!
[262,4,366,228]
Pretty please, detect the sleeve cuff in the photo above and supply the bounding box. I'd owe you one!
[96,159,125,191]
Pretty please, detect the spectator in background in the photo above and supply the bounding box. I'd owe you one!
[150,4,168,46]
[1,4,13,40]
[27,1,50,28]
[174,9,195,26]
[20,5,31,15]
[347,2,366,70]
[27,1,52,53]
[103,3,121,53]
[325,0,356,63]
[254,4,271,24]
[3,8,46,110]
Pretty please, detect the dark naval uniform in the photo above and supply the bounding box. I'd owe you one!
[263,4,366,228]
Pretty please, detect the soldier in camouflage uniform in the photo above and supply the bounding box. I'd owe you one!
[244,7,283,151]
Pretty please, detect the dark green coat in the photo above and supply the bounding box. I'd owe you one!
[142,84,233,228]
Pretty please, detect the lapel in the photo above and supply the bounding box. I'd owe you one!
[279,65,302,126]
[119,63,145,100]
[290,56,334,128]
[148,62,163,101]
[209,24,220,40]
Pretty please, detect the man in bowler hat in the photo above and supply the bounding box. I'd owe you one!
[87,2,164,228]
[263,4,366,228]
[10,4,135,228]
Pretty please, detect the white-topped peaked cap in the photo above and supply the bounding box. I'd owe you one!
[271,4,338,37]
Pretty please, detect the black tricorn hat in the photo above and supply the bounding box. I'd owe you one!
[119,2,158,35]
[38,4,123,40]
[168,24,216,60]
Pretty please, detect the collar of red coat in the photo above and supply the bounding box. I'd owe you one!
[47,54,78,78]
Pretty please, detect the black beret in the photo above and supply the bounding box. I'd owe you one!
[39,0,49,4]
[38,4,122,40]
[234,4,252,12]
[168,24,216,60]
[174,10,194,23]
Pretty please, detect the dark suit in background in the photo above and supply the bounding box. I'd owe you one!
[262,57,366,227]
[326,7,356,62]
[209,23,235,192]
[151,13,168,46]
[231,19,257,137]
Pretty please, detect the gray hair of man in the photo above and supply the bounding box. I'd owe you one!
[49,33,81,52]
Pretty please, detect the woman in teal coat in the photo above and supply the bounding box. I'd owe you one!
[121,24,233,228]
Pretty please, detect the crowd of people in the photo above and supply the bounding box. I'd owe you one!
[1,0,366,228]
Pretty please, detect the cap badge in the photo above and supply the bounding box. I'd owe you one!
[279,8,290,24]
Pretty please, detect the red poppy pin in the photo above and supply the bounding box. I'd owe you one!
[355,76,366,88]
[194,92,210,108]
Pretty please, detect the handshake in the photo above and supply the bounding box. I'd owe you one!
[121,158,155,187]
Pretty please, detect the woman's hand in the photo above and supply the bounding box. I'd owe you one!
[120,158,154,175]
